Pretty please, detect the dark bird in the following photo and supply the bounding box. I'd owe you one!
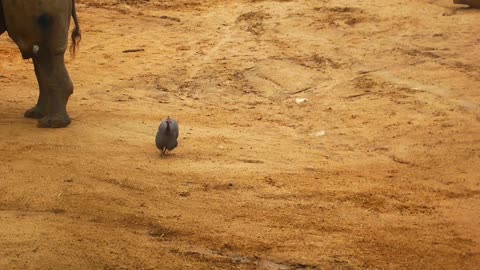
[156,116,179,155]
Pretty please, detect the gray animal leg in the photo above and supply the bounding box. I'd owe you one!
[24,60,48,119]
[33,52,73,128]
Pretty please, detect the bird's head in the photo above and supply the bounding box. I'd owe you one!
[165,117,172,131]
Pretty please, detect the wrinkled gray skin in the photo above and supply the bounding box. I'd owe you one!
[0,0,81,128]
[454,0,480,8]
[156,117,179,155]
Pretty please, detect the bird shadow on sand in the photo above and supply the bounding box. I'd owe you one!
[158,152,177,159]
[145,151,178,160]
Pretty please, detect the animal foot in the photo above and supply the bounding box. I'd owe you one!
[24,106,46,119]
[38,113,71,128]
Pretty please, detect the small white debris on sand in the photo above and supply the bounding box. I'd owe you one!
[314,131,326,137]
[295,98,307,104]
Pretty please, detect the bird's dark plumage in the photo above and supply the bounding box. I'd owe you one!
[155,117,179,154]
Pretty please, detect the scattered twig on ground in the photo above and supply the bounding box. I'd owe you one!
[122,49,145,53]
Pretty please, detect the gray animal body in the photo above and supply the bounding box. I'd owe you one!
[156,117,179,154]
[0,0,81,128]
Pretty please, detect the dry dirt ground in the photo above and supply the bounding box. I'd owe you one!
[1,0,479,269]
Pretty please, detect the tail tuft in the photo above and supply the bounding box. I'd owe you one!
[69,0,81,58]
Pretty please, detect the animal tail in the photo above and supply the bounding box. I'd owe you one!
[70,0,81,57]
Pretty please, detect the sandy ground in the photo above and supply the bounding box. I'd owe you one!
[1,0,479,269]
